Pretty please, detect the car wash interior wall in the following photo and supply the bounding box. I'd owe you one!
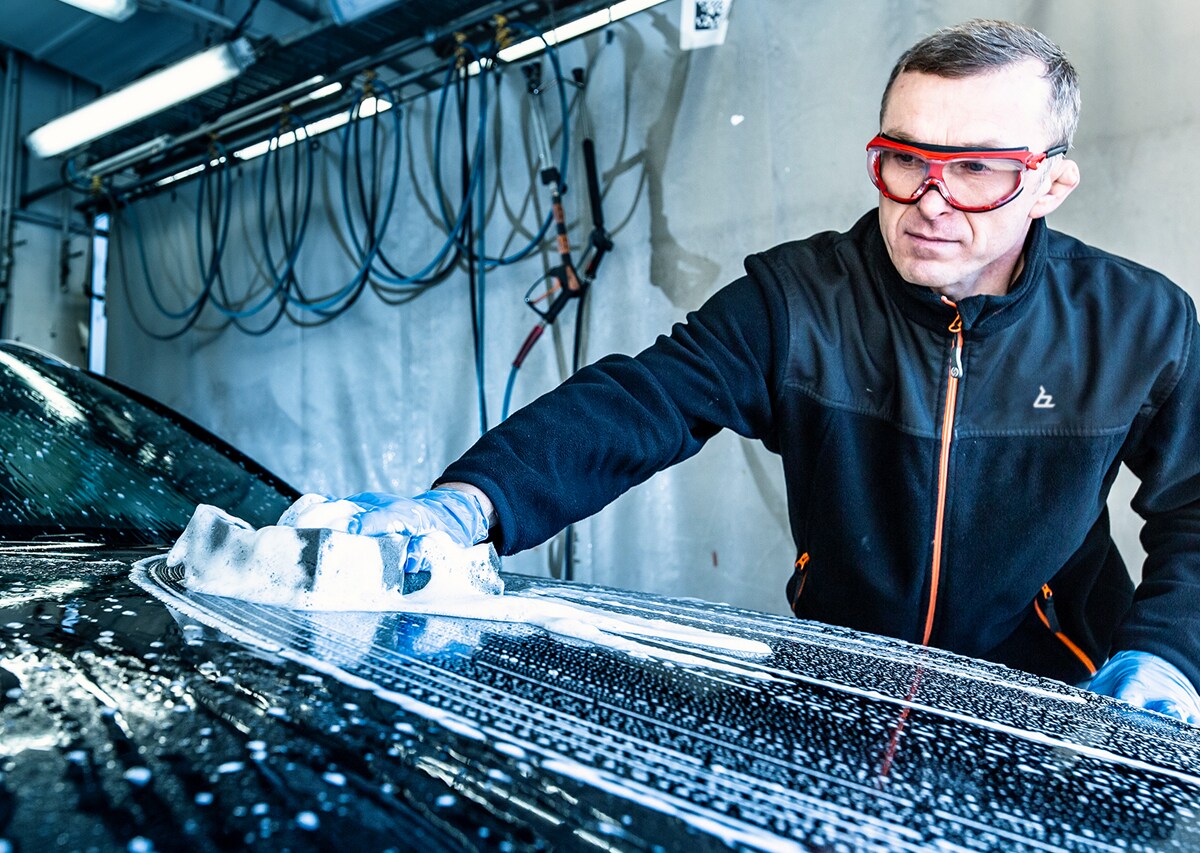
[1,54,97,363]
[4,0,1199,614]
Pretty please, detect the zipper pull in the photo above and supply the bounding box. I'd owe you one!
[940,296,965,379]
[1039,584,1063,633]
[790,552,811,613]
[948,314,964,378]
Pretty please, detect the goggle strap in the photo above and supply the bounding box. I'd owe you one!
[876,133,1027,155]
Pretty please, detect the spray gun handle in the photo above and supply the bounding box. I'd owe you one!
[541,266,585,324]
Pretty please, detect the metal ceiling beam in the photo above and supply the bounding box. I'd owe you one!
[268,0,322,22]
[31,17,96,62]
[147,0,239,31]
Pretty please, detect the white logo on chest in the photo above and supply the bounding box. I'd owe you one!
[1033,386,1056,409]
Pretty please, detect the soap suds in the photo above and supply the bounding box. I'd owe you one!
[166,499,503,609]
[156,501,770,662]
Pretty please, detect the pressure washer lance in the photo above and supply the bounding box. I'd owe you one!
[514,63,613,370]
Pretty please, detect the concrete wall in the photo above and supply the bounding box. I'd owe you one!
[103,0,1200,612]
[3,54,96,365]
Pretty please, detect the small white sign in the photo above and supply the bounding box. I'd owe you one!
[680,0,734,50]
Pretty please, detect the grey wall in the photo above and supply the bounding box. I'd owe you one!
[3,55,97,363]
[105,0,1200,613]
[5,216,90,358]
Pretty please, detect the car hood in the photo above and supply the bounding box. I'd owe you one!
[2,543,1200,851]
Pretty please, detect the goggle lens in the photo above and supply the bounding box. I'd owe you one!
[871,149,1024,210]
[865,135,1063,212]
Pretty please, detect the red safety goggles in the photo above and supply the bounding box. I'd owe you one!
[866,134,1068,212]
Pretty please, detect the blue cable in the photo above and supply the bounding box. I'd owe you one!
[431,38,569,269]
[196,147,252,318]
[475,63,489,435]
[256,113,374,316]
[341,76,477,286]
[117,197,216,339]
[131,199,212,321]
[339,83,402,267]
[478,24,572,269]
[501,360,520,422]
[251,117,312,313]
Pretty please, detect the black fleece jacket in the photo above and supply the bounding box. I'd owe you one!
[441,210,1200,689]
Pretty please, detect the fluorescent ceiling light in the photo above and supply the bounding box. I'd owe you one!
[156,92,387,186]
[56,0,136,21]
[26,38,255,159]
[154,160,213,188]
[231,96,391,162]
[307,81,345,101]
[497,0,668,63]
[151,81,352,187]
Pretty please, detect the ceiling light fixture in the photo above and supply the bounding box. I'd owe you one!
[155,89,380,188]
[26,38,256,159]
[497,0,669,63]
[55,0,137,22]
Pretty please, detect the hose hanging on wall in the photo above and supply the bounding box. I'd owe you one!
[500,64,612,424]
[196,142,233,313]
[259,109,354,316]
[431,28,571,272]
[113,24,581,363]
[462,57,488,434]
[340,74,467,299]
[256,107,379,329]
[495,55,614,582]
[113,144,241,340]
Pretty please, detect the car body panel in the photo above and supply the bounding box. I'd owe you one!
[2,547,1199,851]
[1,341,1199,850]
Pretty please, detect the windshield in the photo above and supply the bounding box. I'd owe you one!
[0,344,297,545]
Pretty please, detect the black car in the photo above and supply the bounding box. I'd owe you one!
[1,340,1198,852]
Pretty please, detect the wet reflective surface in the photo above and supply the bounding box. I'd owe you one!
[2,547,1199,851]
[0,343,295,544]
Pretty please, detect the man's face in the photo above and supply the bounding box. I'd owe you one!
[877,60,1078,299]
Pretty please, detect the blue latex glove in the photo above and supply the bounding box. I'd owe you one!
[1088,650,1200,724]
[345,488,490,549]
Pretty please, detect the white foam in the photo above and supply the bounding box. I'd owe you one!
[160,501,771,664]
[168,501,501,610]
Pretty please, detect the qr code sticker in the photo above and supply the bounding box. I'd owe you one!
[694,0,726,30]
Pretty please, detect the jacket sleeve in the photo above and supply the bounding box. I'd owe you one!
[438,265,786,555]
[1113,300,1200,692]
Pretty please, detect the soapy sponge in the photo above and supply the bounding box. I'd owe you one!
[166,497,503,610]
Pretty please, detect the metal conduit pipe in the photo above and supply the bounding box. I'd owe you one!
[0,50,22,336]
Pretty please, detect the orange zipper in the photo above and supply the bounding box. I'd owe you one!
[924,298,963,645]
[789,552,811,613]
[1034,583,1098,674]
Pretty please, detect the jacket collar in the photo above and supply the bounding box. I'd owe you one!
[864,211,1047,336]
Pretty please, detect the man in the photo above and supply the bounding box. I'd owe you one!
[304,21,1200,721]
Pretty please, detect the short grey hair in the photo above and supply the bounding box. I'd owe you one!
[880,19,1081,149]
